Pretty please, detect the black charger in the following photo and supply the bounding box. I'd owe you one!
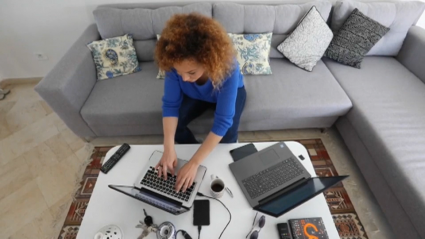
[193,200,210,239]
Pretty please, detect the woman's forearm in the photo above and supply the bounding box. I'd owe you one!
[163,117,178,151]
[190,131,223,165]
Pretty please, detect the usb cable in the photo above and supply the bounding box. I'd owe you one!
[176,230,192,239]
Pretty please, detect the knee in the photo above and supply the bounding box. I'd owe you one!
[221,128,238,143]
[176,115,188,130]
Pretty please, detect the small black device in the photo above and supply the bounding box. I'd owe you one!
[229,143,258,162]
[100,143,131,174]
[277,223,292,239]
[143,209,153,227]
[193,200,210,226]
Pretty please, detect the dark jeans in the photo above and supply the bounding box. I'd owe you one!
[175,86,247,144]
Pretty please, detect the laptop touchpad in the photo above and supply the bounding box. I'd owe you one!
[260,149,279,166]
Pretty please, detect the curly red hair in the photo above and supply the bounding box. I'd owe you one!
[155,13,235,87]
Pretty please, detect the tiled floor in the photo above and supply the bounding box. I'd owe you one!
[0,83,395,239]
[0,83,93,239]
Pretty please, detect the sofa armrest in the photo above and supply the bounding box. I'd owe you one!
[35,24,100,138]
[397,26,425,84]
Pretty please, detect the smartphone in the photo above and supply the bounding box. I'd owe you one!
[277,223,292,239]
[193,200,210,226]
[229,143,258,162]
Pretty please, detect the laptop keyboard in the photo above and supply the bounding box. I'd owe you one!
[242,157,304,199]
[140,167,196,202]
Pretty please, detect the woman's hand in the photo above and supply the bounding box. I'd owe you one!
[155,148,177,180]
[176,161,199,192]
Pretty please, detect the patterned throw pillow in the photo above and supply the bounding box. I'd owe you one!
[228,33,273,75]
[87,34,140,80]
[277,6,333,72]
[156,34,166,79]
[325,9,390,68]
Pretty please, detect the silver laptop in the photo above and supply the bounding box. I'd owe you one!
[109,150,207,215]
[229,142,311,207]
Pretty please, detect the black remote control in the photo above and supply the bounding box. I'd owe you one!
[100,143,131,174]
[277,223,292,239]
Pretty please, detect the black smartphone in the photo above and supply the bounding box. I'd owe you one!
[229,143,258,162]
[277,223,292,239]
[193,200,210,226]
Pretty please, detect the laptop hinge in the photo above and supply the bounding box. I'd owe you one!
[257,178,308,205]
[139,187,184,206]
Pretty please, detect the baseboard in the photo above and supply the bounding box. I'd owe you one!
[0,77,42,88]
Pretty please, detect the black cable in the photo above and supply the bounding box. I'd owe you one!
[196,192,232,239]
[198,225,202,239]
[176,230,192,239]
[176,230,183,238]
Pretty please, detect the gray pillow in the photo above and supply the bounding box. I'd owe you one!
[325,9,390,69]
[277,6,333,72]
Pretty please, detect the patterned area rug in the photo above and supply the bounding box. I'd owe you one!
[58,139,368,239]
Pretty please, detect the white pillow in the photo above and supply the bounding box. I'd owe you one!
[228,33,273,75]
[277,6,333,72]
[87,34,140,80]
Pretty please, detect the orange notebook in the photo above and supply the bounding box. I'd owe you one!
[288,217,329,239]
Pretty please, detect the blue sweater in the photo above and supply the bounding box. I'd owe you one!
[162,63,244,136]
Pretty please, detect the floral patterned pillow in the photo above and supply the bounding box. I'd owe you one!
[156,34,166,79]
[228,33,273,75]
[87,34,140,80]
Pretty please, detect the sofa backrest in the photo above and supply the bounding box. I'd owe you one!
[213,2,332,58]
[93,1,332,61]
[93,3,212,62]
[331,0,425,56]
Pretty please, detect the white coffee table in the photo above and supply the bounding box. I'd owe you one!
[78,142,339,239]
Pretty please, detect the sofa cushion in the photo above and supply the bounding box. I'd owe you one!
[325,9,389,69]
[239,58,352,129]
[81,58,353,136]
[81,62,164,136]
[93,3,212,62]
[87,34,141,80]
[277,6,333,72]
[323,57,425,235]
[331,0,425,56]
[229,33,273,75]
[171,58,353,134]
[93,3,212,40]
[213,1,332,59]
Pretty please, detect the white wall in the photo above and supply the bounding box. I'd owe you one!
[0,0,92,80]
[418,11,425,27]
[0,0,218,80]
[0,0,424,81]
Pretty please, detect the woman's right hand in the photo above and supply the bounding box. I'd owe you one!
[155,148,178,180]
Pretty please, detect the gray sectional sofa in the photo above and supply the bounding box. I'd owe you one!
[35,1,425,238]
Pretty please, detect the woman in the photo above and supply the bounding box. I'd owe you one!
[154,13,246,193]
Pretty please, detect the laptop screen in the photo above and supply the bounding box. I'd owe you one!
[255,176,347,217]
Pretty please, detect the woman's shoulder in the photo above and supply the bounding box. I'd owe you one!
[165,68,180,80]
[224,60,241,80]
[219,61,242,88]
[231,60,243,79]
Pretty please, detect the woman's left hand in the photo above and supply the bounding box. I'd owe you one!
[176,161,199,192]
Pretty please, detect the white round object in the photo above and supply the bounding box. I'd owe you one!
[94,224,123,239]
